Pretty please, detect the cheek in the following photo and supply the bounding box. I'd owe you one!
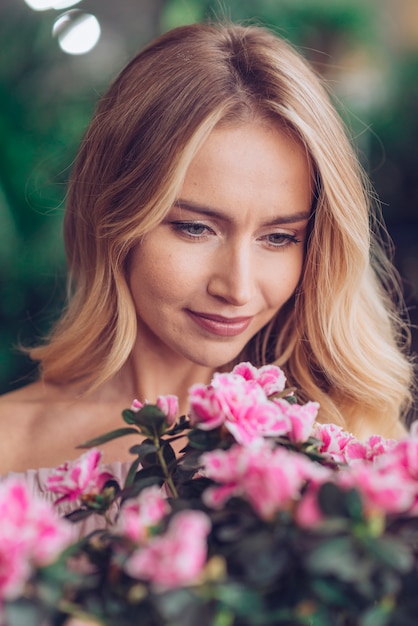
[266,252,304,306]
[131,246,200,306]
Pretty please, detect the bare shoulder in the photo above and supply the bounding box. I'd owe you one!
[0,382,54,470]
[0,380,135,473]
[0,381,83,473]
[0,381,47,420]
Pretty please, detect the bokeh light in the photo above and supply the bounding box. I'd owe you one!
[52,10,101,55]
[24,0,82,10]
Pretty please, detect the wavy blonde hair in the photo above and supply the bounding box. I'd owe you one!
[30,22,414,436]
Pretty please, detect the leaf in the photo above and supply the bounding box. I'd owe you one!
[120,472,165,502]
[77,427,140,448]
[306,536,362,582]
[161,441,176,467]
[310,577,351,607]
[131,404,167,435]
[215,583,263,615]
[359,604,392,626]
[4,599,48,626]
[129,440,158,461]
[344,488,364,521]
[124,457,142,488]
[317,482,362,519]
[154,588,206,626]
[177,447,204,470]
[188,427,223,450]
[165,414,191,435]
[361,535,413,573]
[64,508,98,523]
[122,408,137,425]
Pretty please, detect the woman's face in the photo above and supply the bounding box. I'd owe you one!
[129,122,312,369]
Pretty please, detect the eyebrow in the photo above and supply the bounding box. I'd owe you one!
[173,200,311,226]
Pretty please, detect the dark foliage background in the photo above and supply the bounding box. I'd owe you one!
[1,0,417,415]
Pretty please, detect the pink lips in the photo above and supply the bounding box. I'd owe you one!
[186,310,253,337]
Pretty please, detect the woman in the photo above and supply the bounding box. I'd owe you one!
[0,22,414,479]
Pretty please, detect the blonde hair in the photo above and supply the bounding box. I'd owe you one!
[30,22,414,436]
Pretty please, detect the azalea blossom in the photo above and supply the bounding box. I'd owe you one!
[124,510,211,589]
[312,423,358,464]
[336,460,416,516]
[343,434,397,464]
[271,397,319,444]
[231,361,287,396]
[116,486,169,543]
[201,443,316,519]
[46,449,114,504]
[366,423,418,513]
[131,394,179,427]
[189,372,290,445]
[0,478,74,601]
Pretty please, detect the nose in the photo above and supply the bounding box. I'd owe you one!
[207,240,255,306]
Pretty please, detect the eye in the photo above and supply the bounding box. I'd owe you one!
[170,221,213,238]
[263,233,301,248]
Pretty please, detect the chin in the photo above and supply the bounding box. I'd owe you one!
[186,347,243,371]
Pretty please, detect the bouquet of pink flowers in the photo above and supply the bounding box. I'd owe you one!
[2,362,418,626]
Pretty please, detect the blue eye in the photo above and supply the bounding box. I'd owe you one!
[265,233,301,248]
[171,221,211,237]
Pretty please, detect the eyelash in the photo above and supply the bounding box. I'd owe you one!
[170,221,301,249]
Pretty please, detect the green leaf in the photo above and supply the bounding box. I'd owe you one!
[360,604,392,626]
[317,482,363,519]
[124,456,142,488]
[188,427,223,450]
[345,488,364,521]
[77,427,139,448]
[122,408,137,425]
[215,583,263,615]
[120,471,165,501]
[129,440,158,462]
[131,404,167,436]
[139,442,176,473]
[306,536,362,582]
[361,535,413,572]
[64,508,97,523]
[4,599,47,626]
[162,441,176,467]
[310,577,350,606]
[165,414,191,435]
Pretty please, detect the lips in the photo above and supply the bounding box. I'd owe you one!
[186,310,253,337]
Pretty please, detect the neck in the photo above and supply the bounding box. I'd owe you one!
[113,345,215,416]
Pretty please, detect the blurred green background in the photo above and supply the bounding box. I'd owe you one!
[1,0,417,398]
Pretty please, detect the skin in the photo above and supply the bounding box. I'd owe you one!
[0,121,312,472]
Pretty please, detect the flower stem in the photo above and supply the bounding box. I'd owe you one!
[153,435,178,498]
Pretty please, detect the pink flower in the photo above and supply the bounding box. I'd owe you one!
[337,462,415,515]
[372,425,418,512]
[343,434,397,464]
[312,423,358,464]
[0,478,74,601]
[131,395,179,427]
[383,425,418,480]
[156,395,179,427]
[232,362,287,396]
[116,486,169,543]
[271,398,319,444]
[189,373,290,445]
[46,449,114,504]
[201,444,314,519]
[124,510,210,589]
[131,399,144,412]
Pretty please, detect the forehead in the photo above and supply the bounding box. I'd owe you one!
[177,121,313,223]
